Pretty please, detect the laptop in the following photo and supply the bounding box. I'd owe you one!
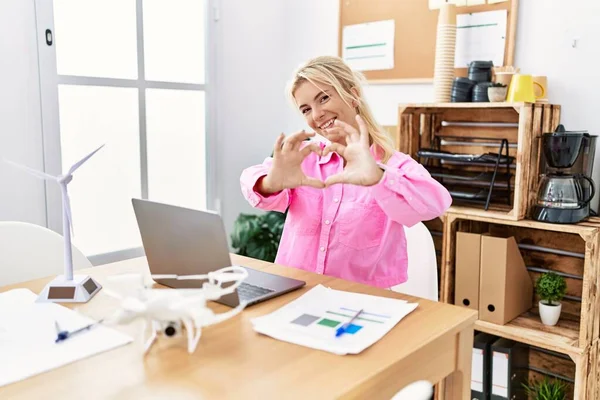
[131,198,306,307]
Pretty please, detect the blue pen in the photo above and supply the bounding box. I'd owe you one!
[335,309,363,337]
[55,319,103,343]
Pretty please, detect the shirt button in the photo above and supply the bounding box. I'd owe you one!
[333,198,339,203]
[320,246,325,252]
[325,220,330,225]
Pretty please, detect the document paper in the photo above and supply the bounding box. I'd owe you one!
[251,284,417,355]
[0,289,133,387]
[454,10,507,68]
[342,20,395,72]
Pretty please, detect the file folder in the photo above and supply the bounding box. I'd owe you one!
[454,231,481,312]
[490,338,529,400]
[472,332,498,400]
[479,235,533,325]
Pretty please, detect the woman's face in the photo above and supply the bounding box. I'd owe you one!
[294,81,358,143]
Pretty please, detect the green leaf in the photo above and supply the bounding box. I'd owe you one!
[231,211,285,262]
[536,272,567,303]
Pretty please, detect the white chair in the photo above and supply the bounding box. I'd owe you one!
[0,221,92,287]
[391,380,434,400]
[390,221,439,301]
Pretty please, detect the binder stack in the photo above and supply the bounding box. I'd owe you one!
[471,332,498,400]
[490,338,529,400]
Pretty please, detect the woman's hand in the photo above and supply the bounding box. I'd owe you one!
[258,130,324,194]
[322,115,383,187]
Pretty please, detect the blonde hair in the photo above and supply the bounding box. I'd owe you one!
[286,55,395,163]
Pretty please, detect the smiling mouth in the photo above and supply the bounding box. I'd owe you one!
[319,117,336,130]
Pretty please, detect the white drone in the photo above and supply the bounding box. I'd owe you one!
[103,266,249,354]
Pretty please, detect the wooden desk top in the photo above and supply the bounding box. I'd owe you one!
[0,255,476,399]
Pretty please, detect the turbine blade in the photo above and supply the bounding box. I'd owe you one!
[67,144,105,175]
[4,159,56,180]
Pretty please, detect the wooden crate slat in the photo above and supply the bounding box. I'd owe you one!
[398,102,558,221]
[514,104,534,220]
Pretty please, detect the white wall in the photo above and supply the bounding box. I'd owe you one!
[3,0,600,244]
[0,0,47,226]
[215,0,341,239]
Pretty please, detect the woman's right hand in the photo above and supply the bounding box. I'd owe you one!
[258,130,325,195]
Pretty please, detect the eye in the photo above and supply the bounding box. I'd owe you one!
[320,94,330,103]
[301,108,310,115]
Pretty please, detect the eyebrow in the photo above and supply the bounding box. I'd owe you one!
[298,90,330,109]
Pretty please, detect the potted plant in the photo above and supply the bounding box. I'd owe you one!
[536,272,567,326]
[231,211,286,263]
[522,376,568,400]
[488,82,508,102]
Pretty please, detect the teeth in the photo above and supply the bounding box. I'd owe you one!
[320,118,336,129]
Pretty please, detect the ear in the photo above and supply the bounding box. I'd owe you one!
[350,87,360,108]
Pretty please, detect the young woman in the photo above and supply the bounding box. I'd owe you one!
[239,56,451,289]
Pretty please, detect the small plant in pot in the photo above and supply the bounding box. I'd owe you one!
[536,272,567,326]
[488,82,508,102]
[522,376,568,400]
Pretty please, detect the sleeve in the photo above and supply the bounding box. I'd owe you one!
[239,157,291,213]
[370,151,452,227]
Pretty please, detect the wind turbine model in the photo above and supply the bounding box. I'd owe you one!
[4,144,105,303]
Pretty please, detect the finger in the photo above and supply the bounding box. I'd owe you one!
[322,126,349,138]
[273,133,285,156]
[302,176,325,189]
[300,143,323,158]
[322,142,346,158]
[287,130,315,149]
[356,115,369,145]
[324,173,347,187]
[333,119,360,142]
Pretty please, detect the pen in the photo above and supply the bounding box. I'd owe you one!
[55,319,103,343]
[335,309,363,337]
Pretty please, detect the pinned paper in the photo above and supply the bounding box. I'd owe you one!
[342,20,395,72]
[467,0,486,5]
[455,10,508,67]
[487,0,509,3]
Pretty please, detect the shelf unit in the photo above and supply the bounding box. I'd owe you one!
[440,212,600,399]
[395,102,600,398]
[397,102,561,221]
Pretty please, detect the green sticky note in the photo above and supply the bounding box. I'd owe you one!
[318,318,341,328]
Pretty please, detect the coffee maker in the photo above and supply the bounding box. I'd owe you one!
[533,125,597,224]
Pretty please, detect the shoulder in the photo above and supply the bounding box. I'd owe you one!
[384,150,417,168]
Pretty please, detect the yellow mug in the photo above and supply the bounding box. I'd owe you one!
[506,74,545,103]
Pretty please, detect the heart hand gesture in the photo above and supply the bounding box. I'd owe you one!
[260,130,324,194]
[322,115,383,187]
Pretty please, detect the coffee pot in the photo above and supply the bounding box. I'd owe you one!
[532,125,597,224]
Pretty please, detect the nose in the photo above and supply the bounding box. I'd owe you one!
[313,104,326,124]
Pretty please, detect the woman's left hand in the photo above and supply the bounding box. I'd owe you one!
[322,115,383,187]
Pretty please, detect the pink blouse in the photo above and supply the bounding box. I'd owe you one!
[240,143,451,288]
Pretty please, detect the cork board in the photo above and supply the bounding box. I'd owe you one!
[338,0,519,84]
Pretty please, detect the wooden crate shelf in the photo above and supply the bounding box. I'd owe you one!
[397,102,561,221]
[441,213,600,360]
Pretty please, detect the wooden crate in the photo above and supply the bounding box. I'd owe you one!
[396,102,561,221]
[441,212,600,359]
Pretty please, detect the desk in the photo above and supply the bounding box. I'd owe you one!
[0,255,476,400]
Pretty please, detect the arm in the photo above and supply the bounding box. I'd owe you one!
[371,152,452,227]
[240,157,291,213]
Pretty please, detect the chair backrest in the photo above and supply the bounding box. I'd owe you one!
[0,221,92,287]
[390,221,439,301]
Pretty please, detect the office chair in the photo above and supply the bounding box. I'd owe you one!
[390,221,439,301]
[0,221,92,286]
[391,380,434,400]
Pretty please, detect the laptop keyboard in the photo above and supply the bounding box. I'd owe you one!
[237,282,274,301]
